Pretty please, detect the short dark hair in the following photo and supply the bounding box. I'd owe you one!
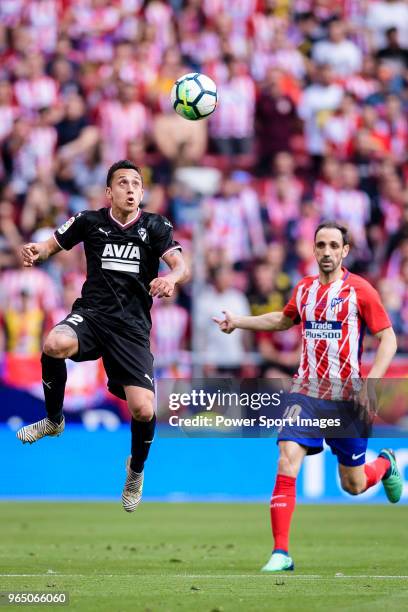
[106,160,142,187]
[314,221,349,246]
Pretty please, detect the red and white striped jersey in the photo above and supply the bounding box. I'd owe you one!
[14,76,59,111]
[283,269,391,399]
[151,303,189,367]
[98,99,149,166]
[209,75,255,139]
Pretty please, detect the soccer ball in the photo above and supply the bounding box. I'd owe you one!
[170,73,217,121]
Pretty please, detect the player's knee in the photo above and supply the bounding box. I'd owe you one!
[341,478,365,496]
[129,401,154,422]
[43,333,76,359]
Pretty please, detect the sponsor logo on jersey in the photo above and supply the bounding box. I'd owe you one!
[99,227,111,237]
[101,242,140,273]
[304,321,342,340]
[138,227,148,242]
[57,216,75,234]
[330,296,344,315]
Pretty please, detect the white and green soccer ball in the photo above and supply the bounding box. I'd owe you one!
[170,72,217,121]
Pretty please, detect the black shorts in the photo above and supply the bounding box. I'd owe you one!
[57,309,154,400]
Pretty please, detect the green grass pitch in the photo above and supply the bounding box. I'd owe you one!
[0,503,407,611]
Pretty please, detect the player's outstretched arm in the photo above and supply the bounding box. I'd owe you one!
[21,236,62,267]
[150,250,189,298]
[213,310,294,334]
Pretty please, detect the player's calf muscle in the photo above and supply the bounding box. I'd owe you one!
[277,442,306,477]
[43,325,79,358]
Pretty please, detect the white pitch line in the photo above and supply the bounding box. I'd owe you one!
[0,574,319,579]
[334,575,408,579]
[1,574,408,580]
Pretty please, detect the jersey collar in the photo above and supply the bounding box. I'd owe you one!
[109,207,141,229]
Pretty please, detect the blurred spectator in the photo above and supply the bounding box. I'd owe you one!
[153,112,207,167]
[376,26,408,73]
[1,288,45,355]
[366,0,408,50]
[378,172,405,234]
[151,290,189,373]
[260,152,304,240]
[247,260,300,375]
[0,266,59,313]
[14,52,58,111]
[248,261,290,317]
[345,55,379,101]
[196,265,251,375]
[383,94,408,164]
[203,173,266,266]
[30,107,58,175]
[20,181,64,235]
[209,56,256,159]
[297,64,343,169]
[387,198,408,257]
[336,162,371,255]
[50,56,82,99]
[2,117,38,196]
[312,19,362,77]
[296,12,324,58]
[57,93,99,161]
[255,69,299,175]
[0,80,17,146]
[169,181,200,236]
[0,199,22,269]
[98,80,149,166]
[321,93,360,159]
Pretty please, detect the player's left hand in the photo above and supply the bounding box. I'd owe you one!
[149,276,175,298]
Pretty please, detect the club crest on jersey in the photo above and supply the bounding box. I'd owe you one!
[138,228,148,243]
[57,216,75,234]
[101,242,140,273]
[330,297,344,315]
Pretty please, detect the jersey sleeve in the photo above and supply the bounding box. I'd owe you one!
[53,212,87,250]
[283,283,301,324]
[355,280,391,334]
[151,216,182,258]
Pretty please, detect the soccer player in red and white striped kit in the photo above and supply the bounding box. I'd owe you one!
[214,221,402,572]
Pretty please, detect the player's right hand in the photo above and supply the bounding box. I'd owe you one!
[21,243,42,267]
[212,310,236,334]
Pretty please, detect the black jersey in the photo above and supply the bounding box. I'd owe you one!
[54,207,181,337]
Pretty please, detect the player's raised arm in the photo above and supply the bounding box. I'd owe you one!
[149,249,189,298]
[21,236,62,267]
[213,310,294,334]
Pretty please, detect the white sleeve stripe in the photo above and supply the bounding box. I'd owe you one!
[53,233,65,250]
[161,245,182,259]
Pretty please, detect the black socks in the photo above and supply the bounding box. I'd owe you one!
[41,352,67,424]
[130,414,156,473]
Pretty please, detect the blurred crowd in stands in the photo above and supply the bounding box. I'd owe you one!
[0,0,408,394]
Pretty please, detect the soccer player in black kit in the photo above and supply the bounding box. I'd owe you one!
[17,160,189,512]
